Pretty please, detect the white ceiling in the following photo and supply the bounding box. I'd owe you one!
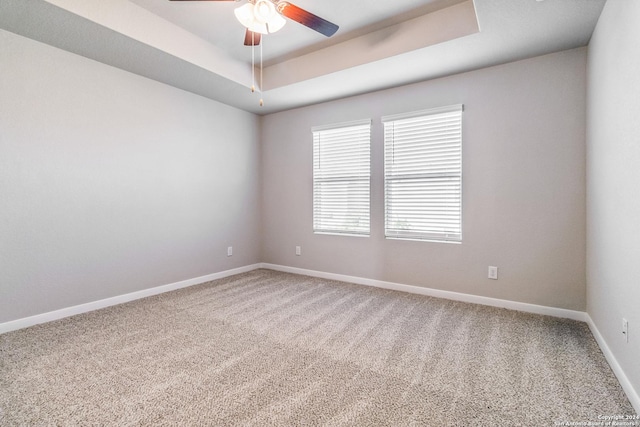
[0,0,606,115]
[129,0,458,64]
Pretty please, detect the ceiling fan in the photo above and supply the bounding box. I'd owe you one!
[169,0,339,46]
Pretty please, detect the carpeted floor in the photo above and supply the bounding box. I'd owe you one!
[0,269,635,425]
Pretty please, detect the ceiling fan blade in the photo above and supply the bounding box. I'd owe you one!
[244,29,261,46]
[278,2,338,37]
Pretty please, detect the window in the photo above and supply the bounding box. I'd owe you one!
[382,105,463,242]
[313,120,371,236]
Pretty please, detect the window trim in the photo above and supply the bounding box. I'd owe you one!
[382,104,463,243]
[312,119,372,237]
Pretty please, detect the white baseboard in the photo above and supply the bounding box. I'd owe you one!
[585,315,640,414]
[0,264,261,335]
[259,263,588,322]
[0,261,587,331]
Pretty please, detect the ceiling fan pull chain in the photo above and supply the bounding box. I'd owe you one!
[259,35,264,107]
[251,31,255,93]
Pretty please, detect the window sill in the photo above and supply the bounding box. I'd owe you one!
[385,237,462,244]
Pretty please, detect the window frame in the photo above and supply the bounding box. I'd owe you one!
[312,119,372,237]
[382,104,463,243]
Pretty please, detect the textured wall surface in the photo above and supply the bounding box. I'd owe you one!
[586,0,640,406]
[261,48,587,311]
[0,29,261,323]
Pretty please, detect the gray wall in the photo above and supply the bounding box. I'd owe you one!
[261,48,587,311]
[586,0,640,400]
[0,29,261,323]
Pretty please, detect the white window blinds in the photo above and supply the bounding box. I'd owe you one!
[313,120,371,236]
[382,105,463,242]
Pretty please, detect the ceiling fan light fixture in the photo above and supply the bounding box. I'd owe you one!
[253,0,275,24]
[235,0,285,34]
[234,3,255,28]
[267,13,286,33]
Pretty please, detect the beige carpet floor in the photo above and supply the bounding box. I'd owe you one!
[0,269,635,426]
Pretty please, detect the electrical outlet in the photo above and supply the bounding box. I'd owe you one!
[227,246,233,257]
[488,266,498,280]
[622,318,628,342]
[295,246,301,256]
